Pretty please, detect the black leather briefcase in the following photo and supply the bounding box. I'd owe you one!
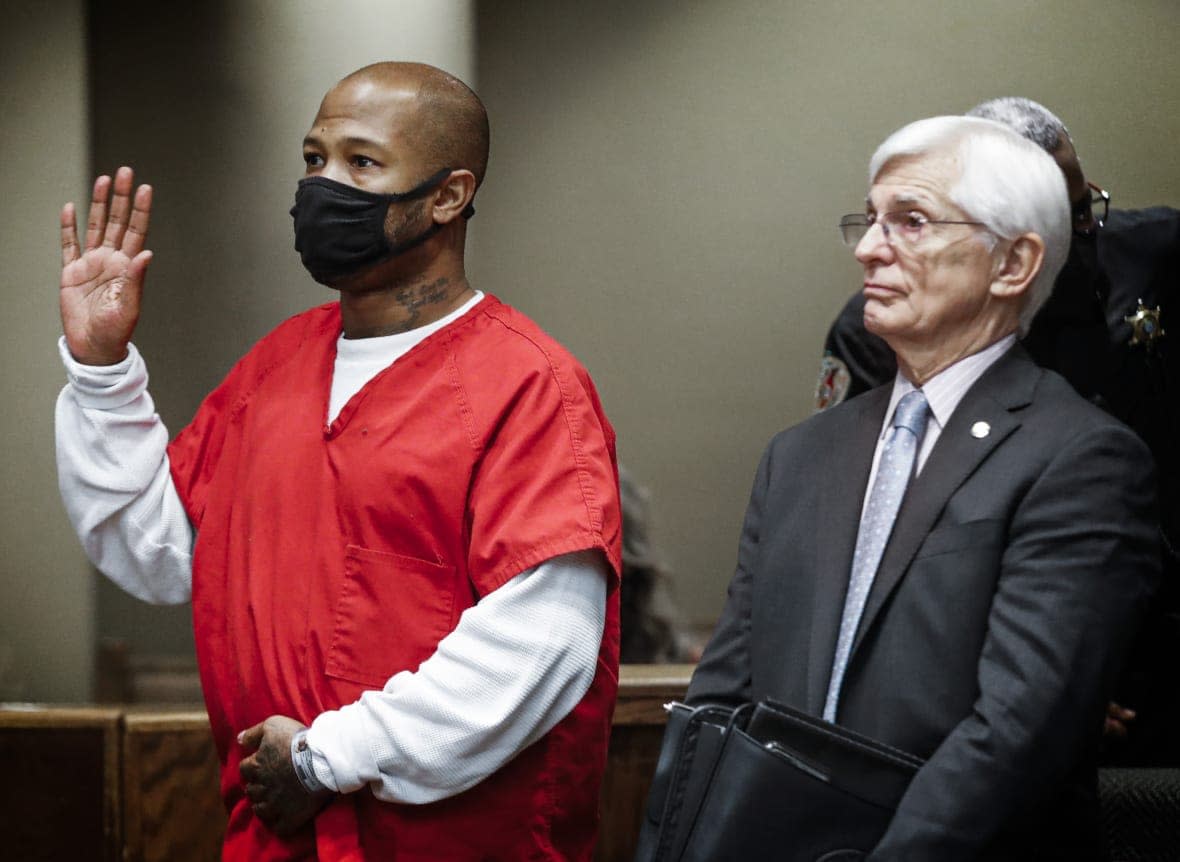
[633,701,742,862]
[634,699,924,862]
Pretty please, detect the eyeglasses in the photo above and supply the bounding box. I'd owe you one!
[1072,182,1109,236]
[838,211,986,248]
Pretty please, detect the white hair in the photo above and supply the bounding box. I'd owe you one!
[868,115,1070,334]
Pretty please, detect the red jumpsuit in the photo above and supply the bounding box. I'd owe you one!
[168,295,622,860]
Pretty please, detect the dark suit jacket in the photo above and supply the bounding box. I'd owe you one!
[688,344,1159,860]
[821,208,1180,767]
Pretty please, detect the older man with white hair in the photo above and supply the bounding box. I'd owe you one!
[686,116,1159,859]
[819,97,1180,766]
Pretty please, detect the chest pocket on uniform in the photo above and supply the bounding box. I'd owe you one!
[326,545,461,688]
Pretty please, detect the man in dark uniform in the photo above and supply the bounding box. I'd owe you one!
[818,97,1179,765]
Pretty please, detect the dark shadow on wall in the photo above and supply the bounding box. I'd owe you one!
[87,0,242,671]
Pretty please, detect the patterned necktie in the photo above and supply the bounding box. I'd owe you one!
[823,389,929,722]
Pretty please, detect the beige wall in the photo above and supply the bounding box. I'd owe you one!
[1,2,92,700]
[6,2,1180,696]
[473,0,1180,624]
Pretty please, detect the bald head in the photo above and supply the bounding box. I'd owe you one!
[335,62,490,188]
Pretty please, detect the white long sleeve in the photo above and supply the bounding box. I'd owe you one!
[54,338,193,604]
[305,549,608,804]
[54,329,610,802]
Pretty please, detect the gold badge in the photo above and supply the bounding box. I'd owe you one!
[1125,299,1165,348]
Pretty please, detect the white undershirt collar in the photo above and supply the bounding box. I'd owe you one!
[329,290,484,422]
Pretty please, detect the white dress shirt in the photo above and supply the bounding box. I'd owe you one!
[862,334,1017,509]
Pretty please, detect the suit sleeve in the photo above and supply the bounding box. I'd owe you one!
[870,422,1160,860]
[685,443,773,706]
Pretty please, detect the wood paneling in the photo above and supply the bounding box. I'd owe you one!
[0,663,692,861]
[121,711,224,862]
[596,664,691,861]
[0,707,122,862]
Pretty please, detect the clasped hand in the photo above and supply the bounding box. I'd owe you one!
[238,715,334,837]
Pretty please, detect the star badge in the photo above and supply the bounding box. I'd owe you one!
[1125,299,1165,348]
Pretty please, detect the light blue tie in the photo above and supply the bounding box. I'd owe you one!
[823,389,929,722]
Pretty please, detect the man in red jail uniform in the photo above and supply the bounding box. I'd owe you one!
[55,61,622,861]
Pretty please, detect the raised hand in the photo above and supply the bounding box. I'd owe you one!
[60,167,153,365]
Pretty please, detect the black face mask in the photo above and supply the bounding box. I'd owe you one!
[289,167,473,285]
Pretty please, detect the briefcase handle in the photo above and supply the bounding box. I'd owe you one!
[635,701,752,862]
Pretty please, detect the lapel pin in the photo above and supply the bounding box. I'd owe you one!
[1125,298,1165,349]
[970,421,990,439]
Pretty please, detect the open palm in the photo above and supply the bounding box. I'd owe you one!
[60,167,153,366]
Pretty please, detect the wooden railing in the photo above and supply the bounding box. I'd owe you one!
[0,664,691,862]
[598,664,693,861]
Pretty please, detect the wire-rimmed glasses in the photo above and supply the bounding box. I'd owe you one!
[1073,182,1109,236]
[838,211,987,248]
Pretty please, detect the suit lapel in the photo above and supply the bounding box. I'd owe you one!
[805,386,890,714]
[850,346,1041,656]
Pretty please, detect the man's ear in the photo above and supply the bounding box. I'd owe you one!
[432,170,477,224]
[990,232,1044,300]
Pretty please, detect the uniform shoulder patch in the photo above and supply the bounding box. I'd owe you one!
[814,354,851,411]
